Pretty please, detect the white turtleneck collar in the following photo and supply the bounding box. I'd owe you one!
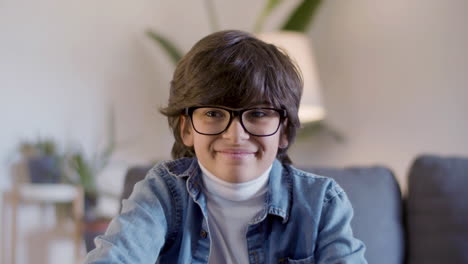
[198,161,272,202]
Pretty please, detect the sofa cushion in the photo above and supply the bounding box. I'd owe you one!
[407,155,468,264]
[303,166,405,264]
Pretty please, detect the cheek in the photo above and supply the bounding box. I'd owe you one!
[193,135,215,153]
[259,136,281,156]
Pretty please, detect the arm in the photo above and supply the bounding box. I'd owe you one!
[84,175,171,264]
[315,183,367,264]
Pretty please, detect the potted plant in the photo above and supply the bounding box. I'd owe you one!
[19,137,64,184]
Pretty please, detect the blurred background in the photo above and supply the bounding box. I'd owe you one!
[1,0,467,263]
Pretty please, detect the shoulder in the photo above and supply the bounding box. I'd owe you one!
[145,158,197,185]
[127,158,197,204]
[284,165,345,205]
[149,158,198,178]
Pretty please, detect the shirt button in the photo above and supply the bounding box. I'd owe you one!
[200,229,208,239]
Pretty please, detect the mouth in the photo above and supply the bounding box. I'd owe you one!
[216,149,256,159]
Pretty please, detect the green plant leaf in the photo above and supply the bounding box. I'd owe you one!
[281,0,323,32]
[146,30,183,65]
[254,0,283,33]
[69,152,96,195]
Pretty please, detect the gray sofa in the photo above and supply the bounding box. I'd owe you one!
[120,154,468,264]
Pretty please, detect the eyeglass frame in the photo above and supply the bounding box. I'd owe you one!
[183,106,288,137]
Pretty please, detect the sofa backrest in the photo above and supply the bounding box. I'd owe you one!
[406,155,468,264]
[304,166,406,264]
[120,165,153,211]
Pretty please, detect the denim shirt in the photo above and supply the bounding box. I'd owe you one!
[85,158,367,264]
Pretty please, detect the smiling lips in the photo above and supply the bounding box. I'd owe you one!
[216,149,256,159]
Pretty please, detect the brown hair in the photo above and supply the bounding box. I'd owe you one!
[160,30,303,164]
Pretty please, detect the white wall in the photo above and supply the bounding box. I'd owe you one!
[1,0,467,263]
[290,0,468,194]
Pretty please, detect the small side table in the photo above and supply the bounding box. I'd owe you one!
[1,184,84,264]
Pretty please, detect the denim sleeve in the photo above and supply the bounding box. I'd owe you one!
[84,175,171,263]
[315,182,367,264]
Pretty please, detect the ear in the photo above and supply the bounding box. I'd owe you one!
[180,115,194,147]
[279,118,289,149]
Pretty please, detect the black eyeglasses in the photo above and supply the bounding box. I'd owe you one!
[184,106,287,137]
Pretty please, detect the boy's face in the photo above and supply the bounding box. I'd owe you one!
[180,108,288,183]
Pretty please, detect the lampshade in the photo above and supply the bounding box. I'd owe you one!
[256,31,325,124]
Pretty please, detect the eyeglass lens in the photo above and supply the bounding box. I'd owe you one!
[191,107,281,136]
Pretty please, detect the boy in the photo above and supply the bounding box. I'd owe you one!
[85,30,367,263]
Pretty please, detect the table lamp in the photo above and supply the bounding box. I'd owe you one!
[257,31,325,124]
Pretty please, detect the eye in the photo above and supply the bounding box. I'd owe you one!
[249,111,267,118]
[205,110,225,118]
[246,109,275,119]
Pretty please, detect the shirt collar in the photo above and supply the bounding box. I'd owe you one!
[164,157,292,223]
[259,159,291,224]
[162,157,202,198]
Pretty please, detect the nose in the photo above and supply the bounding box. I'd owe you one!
[222,117,250,142]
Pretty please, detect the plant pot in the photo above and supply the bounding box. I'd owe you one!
[84,193,98,221]
[83,218,111,252]
[28,156,61,183]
